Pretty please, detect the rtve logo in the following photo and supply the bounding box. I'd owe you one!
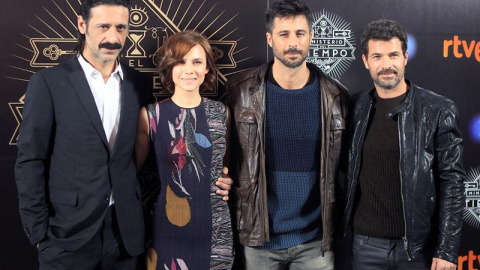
[443,36,480,62]
[458,251,480,270]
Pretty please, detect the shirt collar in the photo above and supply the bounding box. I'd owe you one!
[77,54,124,80]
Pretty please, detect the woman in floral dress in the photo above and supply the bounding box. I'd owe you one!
[136,31,234,270]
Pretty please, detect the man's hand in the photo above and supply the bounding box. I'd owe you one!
[216,167,233,201]
[431,258,456,270]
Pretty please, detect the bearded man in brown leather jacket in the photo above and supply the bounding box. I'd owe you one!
[223,0,349,269]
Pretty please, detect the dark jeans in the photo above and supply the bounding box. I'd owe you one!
[38,206,137,270]
[352,234,432,270]
[243,237,334,270]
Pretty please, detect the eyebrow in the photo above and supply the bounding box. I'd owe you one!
[96,23,128,28]
[371,50,401,56]
[277,29,307,34]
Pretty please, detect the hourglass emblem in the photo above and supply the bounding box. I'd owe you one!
[319,20,328,37]
[127,30,147,57]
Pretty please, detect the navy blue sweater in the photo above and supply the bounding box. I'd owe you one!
[260,69,322,250]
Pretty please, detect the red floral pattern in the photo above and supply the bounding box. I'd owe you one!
[177,155,186,169]
[174,137,187,155]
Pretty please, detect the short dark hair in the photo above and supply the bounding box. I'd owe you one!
[155,31,216,94]
[74,0,131,53]
[265,0,313,33]
[361,19,408,56]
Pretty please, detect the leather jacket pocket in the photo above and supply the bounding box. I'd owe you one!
[329,115,345,203]
[331,114,345,131]
[237,110,257,147]
[330,114,345,156]
[235,186,254,233]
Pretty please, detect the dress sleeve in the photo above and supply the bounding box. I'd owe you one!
[146,103,159,142]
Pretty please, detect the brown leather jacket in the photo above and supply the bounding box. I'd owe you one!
[224,62,349,251]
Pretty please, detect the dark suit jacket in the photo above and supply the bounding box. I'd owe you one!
[15,57,153,256]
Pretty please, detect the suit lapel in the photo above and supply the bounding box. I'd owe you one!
[66,58,110,151]
[111,65,135,156]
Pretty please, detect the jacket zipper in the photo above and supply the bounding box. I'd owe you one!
[260,84,268,243]
[343,102,372,235]
[261,119,268,243]
[321,94,331,255]
[397,114,412,261]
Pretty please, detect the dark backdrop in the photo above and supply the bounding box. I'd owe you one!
[1,0,479,269]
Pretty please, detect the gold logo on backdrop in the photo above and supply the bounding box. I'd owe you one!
[7,0,251,145]
[8,96,24,146]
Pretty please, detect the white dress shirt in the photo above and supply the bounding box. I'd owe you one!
[78,55,123,205]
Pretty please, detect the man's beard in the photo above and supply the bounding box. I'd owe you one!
[372,68,403,90]
[273,47,307,68]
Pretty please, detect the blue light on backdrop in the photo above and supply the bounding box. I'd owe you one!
[470,115,480,143]
[407,33,417,60]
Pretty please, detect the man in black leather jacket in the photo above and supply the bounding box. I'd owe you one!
[342,19,465,270]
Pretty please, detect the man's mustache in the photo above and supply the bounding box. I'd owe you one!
[99,42,122,50]
[283,48,303,55]
[378,68,397,75]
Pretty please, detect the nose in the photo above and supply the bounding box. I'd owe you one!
[183,64,194,75]
[282,33,299,48]
[287,36,298,48]
[106,27,121,43]
[380,57,393,70]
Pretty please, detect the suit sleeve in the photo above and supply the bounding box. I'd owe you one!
[15,72,55,245]
[433,103,466,264]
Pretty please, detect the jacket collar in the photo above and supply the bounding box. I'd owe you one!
[253,61,341,94]
[249,62,269,96]
[65,57,132,154]
[65,57,110,151]
[367,79,416,117]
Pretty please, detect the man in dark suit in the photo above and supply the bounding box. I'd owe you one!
[15,0,152,268]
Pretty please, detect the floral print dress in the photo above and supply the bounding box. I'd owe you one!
[146,98,234,270]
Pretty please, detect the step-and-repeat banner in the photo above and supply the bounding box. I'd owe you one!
[1,0,478,269]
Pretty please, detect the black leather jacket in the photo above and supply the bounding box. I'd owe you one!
[342,81,466,264]
[224,62,349,250]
